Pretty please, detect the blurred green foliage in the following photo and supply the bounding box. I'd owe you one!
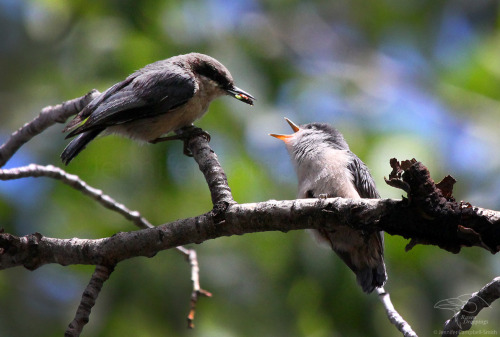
[1,0,500,336]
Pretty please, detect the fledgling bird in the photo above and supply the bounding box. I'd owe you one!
[61,52,255,165]
[270,118,387,293]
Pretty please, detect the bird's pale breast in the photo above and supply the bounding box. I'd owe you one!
[297,148,359,199]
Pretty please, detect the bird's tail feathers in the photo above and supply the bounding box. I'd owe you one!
[332,241,387,294]
[355,262,387,294]
[61,129,102,165]
[62,116,83,133]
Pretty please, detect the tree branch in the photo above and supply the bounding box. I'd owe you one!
[0,164,153,229]
[0,90,100,168]
[0,162,213,327]
[2,194,499,271]
[175,246,212,329]
[377,287,418,337]
[186,132,235,207]
[441,277,500,335]
[65,264,115,337]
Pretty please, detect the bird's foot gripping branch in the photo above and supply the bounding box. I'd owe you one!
[383,158,500,254]
[150,125,212,157]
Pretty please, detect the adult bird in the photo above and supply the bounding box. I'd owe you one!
[270,118,386,293]
[61,52,254,165]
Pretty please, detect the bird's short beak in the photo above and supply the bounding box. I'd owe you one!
[226,86,255,105]
[269,117,301,142]
[284,118,300,132]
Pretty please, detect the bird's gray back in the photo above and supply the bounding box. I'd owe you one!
[66,63,196,137]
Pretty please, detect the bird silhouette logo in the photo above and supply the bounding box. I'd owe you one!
[434,294,490,329]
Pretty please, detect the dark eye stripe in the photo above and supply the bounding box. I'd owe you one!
[194,62,232,89]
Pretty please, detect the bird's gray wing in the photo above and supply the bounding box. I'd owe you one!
[62,78,135,133]
[347,154,380,199]
[66,69,195,137]
[346,154,387,292]
[347,153,385,254]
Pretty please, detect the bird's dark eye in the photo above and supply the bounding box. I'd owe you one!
[194,62,232,88]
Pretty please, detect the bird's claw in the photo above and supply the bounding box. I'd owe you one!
[177,126,211,156]
[150,126,211,157]
[179,126,211,143]
[149,135,180,144]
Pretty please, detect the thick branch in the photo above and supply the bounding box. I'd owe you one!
[384,159,500,254]
[0,198,365,269]
[0,90,100,167]
[186,133,235,207]
[2,196,500,270]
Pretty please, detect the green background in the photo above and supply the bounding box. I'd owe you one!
[1,0,499,336]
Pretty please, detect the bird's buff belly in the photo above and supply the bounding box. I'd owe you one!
[107,104,208,141]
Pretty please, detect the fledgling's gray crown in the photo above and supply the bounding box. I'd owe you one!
[282,122,351,166]
[299,123,350,151]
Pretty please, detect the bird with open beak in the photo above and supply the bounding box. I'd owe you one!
[61,52,255,165]
[270,118,387,293]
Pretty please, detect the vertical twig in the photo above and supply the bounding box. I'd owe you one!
[377,287,418,337]
[176,246,212,328]
[65,264,115,337]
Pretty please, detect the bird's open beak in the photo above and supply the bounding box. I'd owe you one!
[226,86,255,105]
[269,117,300,142]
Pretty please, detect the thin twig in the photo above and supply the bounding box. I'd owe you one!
[65,264,115,337]
[441,277,500,335]
[0,164,153,229]
[0,90,100,168]
[176,246,212,328]
[377,287,418,337]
